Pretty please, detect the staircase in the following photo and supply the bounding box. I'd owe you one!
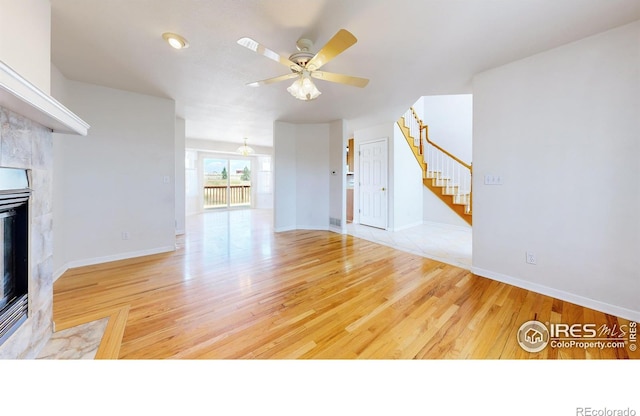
[397,107,472,225]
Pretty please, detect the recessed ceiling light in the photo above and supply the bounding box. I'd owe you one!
[162,32,189,50]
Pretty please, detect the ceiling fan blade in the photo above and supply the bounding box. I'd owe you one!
[306,29,357,71]
[247,73,299,87]
[311,71,369,88]
[237,37,302,71]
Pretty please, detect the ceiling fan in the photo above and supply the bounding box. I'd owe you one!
[237,29,369,101]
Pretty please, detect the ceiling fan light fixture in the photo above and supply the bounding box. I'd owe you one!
[237,138,255,156]
[162,32,189,50]
[238,29,367,98]
[287,74,321,101]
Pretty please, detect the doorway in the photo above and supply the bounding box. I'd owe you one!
[203,158,252,209]
[359,138,388,229]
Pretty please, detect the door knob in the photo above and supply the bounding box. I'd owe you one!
[381,187,386,191]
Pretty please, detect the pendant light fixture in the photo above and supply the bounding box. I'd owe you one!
[286,71,321,101]
[237,138,255,156]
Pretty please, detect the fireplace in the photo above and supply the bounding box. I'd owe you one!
[0,168,30,346]
[1,52,87,357]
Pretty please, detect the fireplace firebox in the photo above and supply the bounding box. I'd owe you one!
[0,168,30,346]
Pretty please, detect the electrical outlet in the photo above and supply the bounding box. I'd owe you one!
[526,252,536,265]
[122,231,130,240]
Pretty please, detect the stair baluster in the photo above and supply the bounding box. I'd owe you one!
[398,107,472,224]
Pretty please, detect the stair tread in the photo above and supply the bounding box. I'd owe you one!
[400,116,472,226]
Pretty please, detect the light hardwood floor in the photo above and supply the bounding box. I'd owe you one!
[53,209,638,359]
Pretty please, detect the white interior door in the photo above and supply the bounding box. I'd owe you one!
[359,138,388,229]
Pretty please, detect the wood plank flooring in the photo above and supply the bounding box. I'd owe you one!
[52,210,638,359]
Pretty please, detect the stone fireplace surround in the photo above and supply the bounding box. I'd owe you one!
[0,106,54,358]
[0,60,88,358]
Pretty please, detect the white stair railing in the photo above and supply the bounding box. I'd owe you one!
[402,107,472,214]
[424,138,472,211]
[403,108,421,149]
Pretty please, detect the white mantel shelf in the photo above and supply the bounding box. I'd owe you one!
[0,59,89,136]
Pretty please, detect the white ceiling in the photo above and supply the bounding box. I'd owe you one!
[50,0,640,147]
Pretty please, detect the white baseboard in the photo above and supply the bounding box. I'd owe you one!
[329,225,346,234]
[296,225,329,231]
[472,267,640,322]
[296,225,330,231]
[54,246,176,281]
[275,225,331,233]
[53,266,68,282]
[392,221,424,232]
[422,220,472,231]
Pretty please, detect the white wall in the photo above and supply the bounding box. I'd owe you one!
[255,155,274,210]
[52,79,176,274]
[423,190,470,227]
[0,0,50,93]
[175,117,186,234]
[295,124,330,230]
[393,123,423,230]
[421,94,473,164]
[273,122,297,231]
[185,149,199,216]
[329,120,346,231]
[186,138,273,157]
[472,21,640,320]
[50,65,69,103]
[273,121,332,232]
